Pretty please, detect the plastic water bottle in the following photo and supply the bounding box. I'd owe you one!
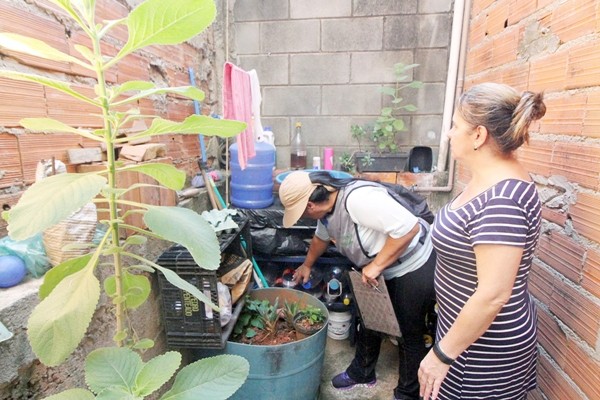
[262,126,276,169]
[302,270,322,290]
[290,122,307,169]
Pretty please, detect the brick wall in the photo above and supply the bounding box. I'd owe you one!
[461,0,600,398]
[229,0,454,169]
[0,0,219,236]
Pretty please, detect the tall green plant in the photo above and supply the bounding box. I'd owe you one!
[0,0,249,398]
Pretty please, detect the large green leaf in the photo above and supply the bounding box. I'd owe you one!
[28,264,100,366]
[39,254,92,299]
[118,163,185,190]
[104,270,151,309]
[0,33,89,67]
[115,0,216,61]
[144,206,220,269]
[113,86,205,106]
[96,386,140,400]
[44,389,96,400]
[20,118,102,142]
[121,115,246,142]
[7,173,106,240]
[151,263,217,311]
[0,71,98,107]
[135,351,181,397]
[160,355,249,400]
[86,347,143,394]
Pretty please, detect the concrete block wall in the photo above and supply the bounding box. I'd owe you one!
[229,0,454,169]
[460,0,600,399]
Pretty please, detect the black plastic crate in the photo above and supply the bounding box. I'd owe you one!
[157,215,252,349]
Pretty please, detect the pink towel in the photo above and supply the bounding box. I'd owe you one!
[223,62,255,169]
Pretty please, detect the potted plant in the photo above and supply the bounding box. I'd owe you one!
[352,63,423,172]
[293,304,326,340]
[0,0,249,398]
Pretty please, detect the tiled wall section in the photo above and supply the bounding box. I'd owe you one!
[460,0,600,398]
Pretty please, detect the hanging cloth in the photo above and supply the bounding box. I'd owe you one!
[248,69,264,142]
[223,62,255,169]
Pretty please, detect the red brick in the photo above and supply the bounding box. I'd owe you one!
[541,207,567,227]
[564,340,600,400]
[46,85,104,128]
[472,0,498,16]
[500,63,530,92]
[0,2,70,74]
[530,261,555,305]
[537,354,584,400]
[0,133,23,189]
[570,192,600,243]
[537,308,568,368]
[117,52,151,84]
[508,0,538,26]
[550,279,600,348]
[0,77,46,127]
[517,139,553,177]
[469,14,487,45]
[491,27,519,67]
[95,0,129,44]
[550,142,600,190]
[583,92,600,138]
[537,232,584,284]
[582,248,600,298]
[486,0,510,36]
[529,50,568,93]
[551,0,597,44]
[538,93,586,136]
[465,39,495,76]
[566,40,600,90]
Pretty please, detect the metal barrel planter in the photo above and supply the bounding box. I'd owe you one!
[192,287,329,400]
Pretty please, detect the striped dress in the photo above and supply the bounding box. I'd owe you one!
[431,179,541,400]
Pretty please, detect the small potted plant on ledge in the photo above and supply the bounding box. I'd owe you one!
[352,63,423,173]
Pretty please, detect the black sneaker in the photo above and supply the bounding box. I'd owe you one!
[331,372,377,390]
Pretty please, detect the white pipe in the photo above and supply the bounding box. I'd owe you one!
[414,0,470,193]
[436,0,468,174]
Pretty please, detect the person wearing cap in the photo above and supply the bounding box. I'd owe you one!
[279,170,436,400]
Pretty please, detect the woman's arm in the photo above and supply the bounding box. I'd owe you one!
[293,235,329,285]
[418,243,523,400]
[361,223,419,286]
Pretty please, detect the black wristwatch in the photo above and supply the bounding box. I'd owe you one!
[433,342,455,365]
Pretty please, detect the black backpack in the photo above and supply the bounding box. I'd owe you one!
[379,182,435,224]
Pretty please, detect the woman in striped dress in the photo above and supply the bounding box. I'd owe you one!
[418,83,546,400]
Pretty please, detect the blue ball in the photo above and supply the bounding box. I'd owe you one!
[0,255,27,288]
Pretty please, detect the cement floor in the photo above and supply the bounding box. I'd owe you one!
[319,336,399,400]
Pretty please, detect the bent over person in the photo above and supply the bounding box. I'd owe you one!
[279,171,436,400]
[418,83,546,400]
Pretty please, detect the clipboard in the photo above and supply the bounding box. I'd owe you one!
[348,271,401,338]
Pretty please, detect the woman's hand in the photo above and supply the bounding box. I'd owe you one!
[361,261,385,287]
[292,263,312,285]
[418,349,451,400]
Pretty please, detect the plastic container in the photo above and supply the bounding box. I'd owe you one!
[323,147,334,170]
[230,141,275,209]
[327,310,352,340]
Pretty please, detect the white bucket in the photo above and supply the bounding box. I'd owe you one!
[327,311,352,340]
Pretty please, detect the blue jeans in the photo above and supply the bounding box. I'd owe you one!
[346,251,436,400]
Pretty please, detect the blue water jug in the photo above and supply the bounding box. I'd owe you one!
[230,141,275,208]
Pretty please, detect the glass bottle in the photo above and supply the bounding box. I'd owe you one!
[290,122,307,169]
